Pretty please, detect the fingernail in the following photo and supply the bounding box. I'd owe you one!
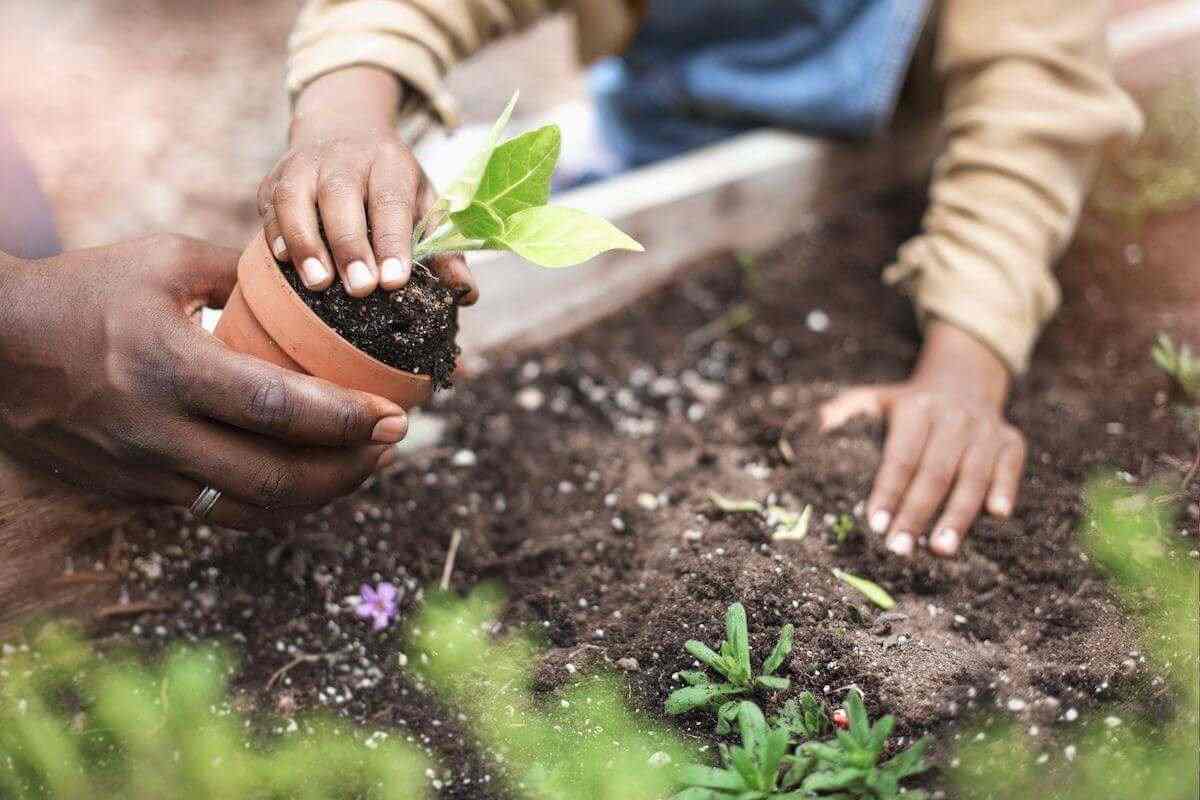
[930,528,960,556]
[271,236,288,260]
[380,258,411,288]
[300,257,330,288]
[376,446,398,471]
[869,509,891,534]
[371,415,408,444]
[346,260,374,295]
[886,531,914,557]
[990,496,1012,517]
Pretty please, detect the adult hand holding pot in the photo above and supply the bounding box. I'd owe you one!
[0,235,409,527]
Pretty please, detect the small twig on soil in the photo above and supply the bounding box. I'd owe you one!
[51,571,120,587]
[684,303,754,352]
[266,652,333,693]
[440,529,464,591]
[94,600,175,619]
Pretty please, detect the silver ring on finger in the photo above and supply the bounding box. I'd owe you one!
[189,485,222,520]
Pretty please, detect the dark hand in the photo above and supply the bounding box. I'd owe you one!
[0,235,410,526]
[258,66,477,302]
[820,322,1025,558]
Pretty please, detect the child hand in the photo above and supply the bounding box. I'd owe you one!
[258,67,477,303]
[819,321,1026,558]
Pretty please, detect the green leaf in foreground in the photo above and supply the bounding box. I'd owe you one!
[494,205,643,268]
[831,568,896,610]
[450,124,561,239]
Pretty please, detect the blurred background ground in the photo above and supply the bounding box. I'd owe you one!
[0,0,581,250]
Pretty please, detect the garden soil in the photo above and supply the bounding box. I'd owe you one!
[91,190,1200,798]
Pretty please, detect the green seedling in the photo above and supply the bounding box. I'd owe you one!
[831,514,858,545]
[675,701,814,800]
[831,569,895,611]
[412,92,642,268]
[667,603,793,732]
[796,691,929,799]
[772,691,830,741]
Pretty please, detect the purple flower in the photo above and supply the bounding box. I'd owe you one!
[355,582,398,631]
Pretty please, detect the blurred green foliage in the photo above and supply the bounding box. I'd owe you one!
[1091,80,1200,230]
[951,479,1200,799]
[407,587,694,800]
[0,630,426,800]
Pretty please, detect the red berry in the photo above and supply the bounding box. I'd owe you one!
[833,708,849,729]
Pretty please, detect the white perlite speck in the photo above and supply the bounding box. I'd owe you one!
[451,449,477,467]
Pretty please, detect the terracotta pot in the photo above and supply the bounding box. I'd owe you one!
[214,233,432,409]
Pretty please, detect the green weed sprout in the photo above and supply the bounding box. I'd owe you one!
[666,603,793,732]
[0,628,426,800]
[795,691,929,798]
[412,92,642,269]
[772,691,831,741]
[671,691,928,799]
[674,701,812,800]
[831,514,858,545]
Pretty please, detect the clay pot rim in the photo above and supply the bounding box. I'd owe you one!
[236,233,433,392]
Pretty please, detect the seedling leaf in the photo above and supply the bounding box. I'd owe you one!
[685,640,727,674]
[709,493,764,513]
[665,683,746,715]
[831,568,896,610]
[494,205,643,268]
[761,624,793,676]
[443,90,519,212]
[773,692,830,740]
[770,505,811,541]
[725,603,752,681]
[451,124,561,239]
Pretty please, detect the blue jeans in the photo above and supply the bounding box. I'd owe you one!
[591,0,931,169]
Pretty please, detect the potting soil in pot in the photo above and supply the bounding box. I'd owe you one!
[281,262,463,389]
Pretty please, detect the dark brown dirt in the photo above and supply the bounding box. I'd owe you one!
[89,187,1200,798]
[281,262,463,389]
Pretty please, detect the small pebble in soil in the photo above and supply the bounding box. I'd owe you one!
[515,386,545,411]
[616,657,640,672]
[637,492,659,510]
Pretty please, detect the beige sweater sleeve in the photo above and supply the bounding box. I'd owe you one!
[287,0,639,127]
[884,0,1143,373]
[287,0,560,126]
